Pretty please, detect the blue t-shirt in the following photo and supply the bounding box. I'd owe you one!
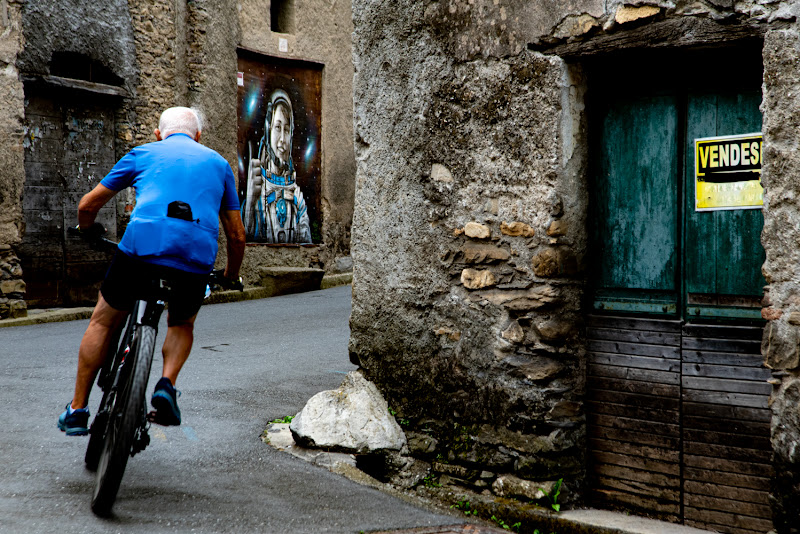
[101,133,241,274]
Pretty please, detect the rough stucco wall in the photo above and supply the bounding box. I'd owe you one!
[350,0,587,489]
[186,0,238,166]
[128,0,238,162]
[17,0,137,90]
[0,0,26,318]
[237,0,356,270]
[426,0,605,60]
[128,0,181,146]
[761,27,800,534]
[350,0,800,521]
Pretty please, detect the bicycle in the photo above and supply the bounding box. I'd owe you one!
[68,224,242,516]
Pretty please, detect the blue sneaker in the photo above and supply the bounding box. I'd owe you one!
[58,404,90,436]
[150,377,181,426]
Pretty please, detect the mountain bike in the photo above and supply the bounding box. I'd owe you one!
[69,225,242,516]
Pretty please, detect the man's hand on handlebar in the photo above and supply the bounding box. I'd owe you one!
[209,269,244,292]
[68,222,107,242]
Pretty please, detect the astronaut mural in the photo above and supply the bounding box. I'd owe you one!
[237,51,322,243]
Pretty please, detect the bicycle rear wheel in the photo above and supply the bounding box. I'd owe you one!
[90,325,156,516]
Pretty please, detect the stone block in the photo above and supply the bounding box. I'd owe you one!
[553,14,600,40]
[547,401,581,419]
[480,286,559,311]
[501,321,525,343]
[431,163,453,183]
[290,371,407,453]
[434,326,461,341]
[0,279,25,295]
[546,219,567,237]
[461,243,510,263]
[535,318,577,342]
[492,474,550,501]
[461,268,497,289]
[501,221,535,237]
[532,247,578,278]
[763,319,800,370]
[433,461,479,481]
[8,300,26,318]
[516,357,562,382]
[615,5,661,25]
[407,432,438,455]
[259,266,325,297]
[464,222,491,239]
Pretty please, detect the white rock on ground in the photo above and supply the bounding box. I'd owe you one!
[290,371,407,453]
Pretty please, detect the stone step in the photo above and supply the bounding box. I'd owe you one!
[259,266,325,297]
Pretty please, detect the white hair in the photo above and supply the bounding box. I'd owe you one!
[158,107,203,137]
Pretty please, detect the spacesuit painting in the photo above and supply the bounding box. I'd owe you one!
[243,89,312,243]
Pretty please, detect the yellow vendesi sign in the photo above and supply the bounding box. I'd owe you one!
[695,133,763,211]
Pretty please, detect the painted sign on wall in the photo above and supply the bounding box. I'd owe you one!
[237,50,322,243]
[695,133,763,211]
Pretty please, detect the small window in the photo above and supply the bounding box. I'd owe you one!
[271,0,295,34]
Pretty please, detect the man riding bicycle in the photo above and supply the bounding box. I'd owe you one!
[59,107,246,435]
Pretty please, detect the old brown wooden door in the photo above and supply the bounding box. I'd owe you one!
[21,82,119,307]
[586,48,772,533]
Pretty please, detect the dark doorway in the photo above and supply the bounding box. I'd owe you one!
[21,81,120,307]
[584,46,773,533]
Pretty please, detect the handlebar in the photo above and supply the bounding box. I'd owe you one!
[208,270,245,292]
[69,224,244,292]
[67,223,118,253]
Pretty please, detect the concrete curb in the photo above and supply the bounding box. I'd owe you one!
[0,272,353,328]
[262,425,714,534]
[0,307,95,328]
[321,272,353,290]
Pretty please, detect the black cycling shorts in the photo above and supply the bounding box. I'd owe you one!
[100,251,208,322]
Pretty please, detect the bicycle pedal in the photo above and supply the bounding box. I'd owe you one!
[132,428,150,456]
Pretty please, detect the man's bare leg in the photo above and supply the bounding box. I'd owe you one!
[160,313,198,385]
[71,294,128,409]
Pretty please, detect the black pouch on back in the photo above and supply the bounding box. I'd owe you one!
[167,201,194,222]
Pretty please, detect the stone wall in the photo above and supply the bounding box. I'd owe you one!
[761,28,800,534]
[350,0,588,496]
[0,0,26,319]
[351,0,800,526]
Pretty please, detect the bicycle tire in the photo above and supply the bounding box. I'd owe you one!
[85,319,131,471]
[90,324,156,516]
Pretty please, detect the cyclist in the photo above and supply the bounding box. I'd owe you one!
[58,107,246,436]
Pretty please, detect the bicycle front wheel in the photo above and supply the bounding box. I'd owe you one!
[91,324,156,516]
[85,319,131,471]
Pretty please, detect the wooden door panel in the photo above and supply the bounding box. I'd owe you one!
[591,95,679,312]
[684,91,765,318]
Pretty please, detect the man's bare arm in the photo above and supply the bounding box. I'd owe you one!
[219,209,246,281]
[78,184,117,229]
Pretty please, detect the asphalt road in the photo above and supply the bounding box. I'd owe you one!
[0,286,462,533]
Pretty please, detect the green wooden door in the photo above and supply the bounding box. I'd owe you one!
[591,94,680,314]
[591,89,764,320]
[684,91,765,320]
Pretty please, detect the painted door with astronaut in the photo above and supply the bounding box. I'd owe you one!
[236,50,322,244]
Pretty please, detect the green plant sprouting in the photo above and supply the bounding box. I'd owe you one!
[490,515,521,532]
[423,474,441,488]
[450,499,478,516]
[540,478,563,512]
[269,415,294,424]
